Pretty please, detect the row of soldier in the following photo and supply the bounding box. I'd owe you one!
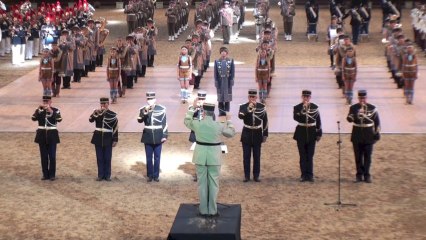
[125,0,156,34]
[383,16,419,105]
[32,87,380,188]
[0,0,98,65]
[38,17,109,97]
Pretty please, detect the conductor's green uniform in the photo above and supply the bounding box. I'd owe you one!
[184,106,235,215]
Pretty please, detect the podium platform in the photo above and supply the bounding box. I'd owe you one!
[167,203,241,240]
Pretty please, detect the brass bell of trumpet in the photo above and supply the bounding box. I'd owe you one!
[248,102,256,113]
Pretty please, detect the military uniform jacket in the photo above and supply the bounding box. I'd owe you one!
[184,108,235,166]
[32,107,62,144]
[138,104,168,144]
[347,103,380,144]
[293,102,322,143]
[214,57,235,102]
[188,107,216,142]
[238,102,268,145]
[89,109,119,147]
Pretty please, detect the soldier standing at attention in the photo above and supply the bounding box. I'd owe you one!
[39,48,54,96]
[107,47,121,103]
[238,89,268,182]
[138,92,168,182]
[401,42,418,104]
[184,102,235,217]
[219,1,233,44]
[214,46,235,116]
[89,97,118,181]
[342,47,357,104]
[32,95,62,181]
[347,90,381,183]
[293,90,322,182]
[177,45,192,103]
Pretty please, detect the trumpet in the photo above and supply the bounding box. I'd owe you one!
[143,105,153,114]
[248,102,256,113]
[358,103,367,117]
[93,108,106,117]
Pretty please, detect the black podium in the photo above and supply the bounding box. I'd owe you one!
[167,203,241,240]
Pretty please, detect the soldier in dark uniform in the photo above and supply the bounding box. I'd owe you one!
[31,95,62,181]
[346,90,380,183]
[89,97,118,181]
[214,46,235,116]
[138,92,168,182]
[238,89,268,182]
[305,0,319,40]
[293,90,322,182]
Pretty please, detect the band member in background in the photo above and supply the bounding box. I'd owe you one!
[39,48,54,96]
[107,47,121,103]
[401,43,418,104]
[138,92,168,182]
[347,90,380,183]
[89,97,118,181]
[255,49,270,103]
[184,102,235,217]
[293,90,322,182]
[342,47,357,104]
[146,18,157,67]
[58,29,75,89]
[238,89,268,182]
[51,40,63,97]
[177,45,192,103]
[32,95,62,181]
[72,26,85,83]
[219,1,233,44]
[326,16,339,69]
[305,0,319,40]
[214,46,235,116]
[280,0,296,41]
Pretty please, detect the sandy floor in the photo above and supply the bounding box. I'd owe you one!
[0,5,425,240]
[0,133,425,239]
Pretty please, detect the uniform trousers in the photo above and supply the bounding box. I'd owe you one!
[25,40,33,60]
[0,39,5,56]
[218,102,230,116]
[297,140,316,180]
[33,38,40,57]
[242,142,261,179]
[95,145,112,179]
[351,24,361,45]
[39,143,57,179]
[196,165,220,215]
[283,19,294,35]
[145,143,162,179]
[222,25,232,44]
[352,142,373,178]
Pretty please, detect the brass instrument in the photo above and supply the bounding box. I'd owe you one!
[98,17,109,46]
[359,6,369,20]
[143,105,153,114]
[93,108,107,117]
[248,102,256,113]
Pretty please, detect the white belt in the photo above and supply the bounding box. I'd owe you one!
[353,123,374,128]
[404,64,417,67]
[109,68,119,70]
[344,67,356,70]
[298,123,316,127]
[179,66,190,69]
[145,125,162,129]
[38,126,57,130]
[41,67,52,70]
[257,69,269,71]
[244,124,262,129]
[95,128,113,132]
